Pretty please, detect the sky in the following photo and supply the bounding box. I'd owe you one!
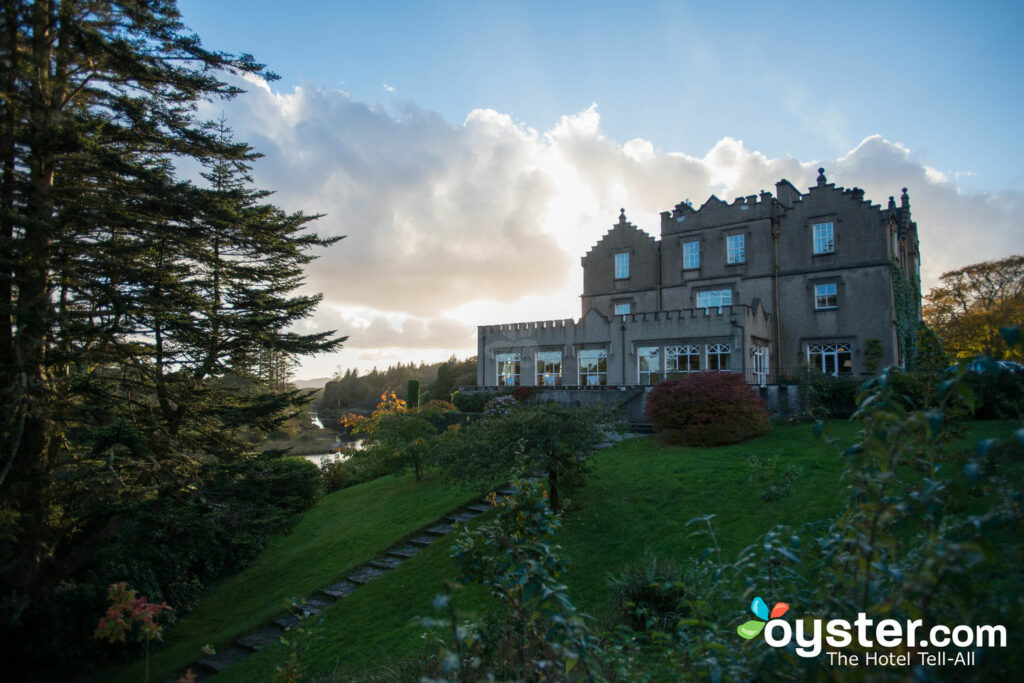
[176,0,1024,380]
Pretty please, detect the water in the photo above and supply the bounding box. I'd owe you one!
[302,437,364,467]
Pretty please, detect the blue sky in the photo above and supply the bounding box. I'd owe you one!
[176,1,1024,378]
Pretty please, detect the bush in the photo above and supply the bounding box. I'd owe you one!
[644,372,770,446]
[608,550,691,634]
[451,389,511,413]
[965,366,1024,419]
[319,453,389,492]
[796,370,861,419]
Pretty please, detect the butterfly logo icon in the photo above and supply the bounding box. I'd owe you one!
[737,596,789,639]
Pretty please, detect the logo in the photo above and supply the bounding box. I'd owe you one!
[737,596,789,639]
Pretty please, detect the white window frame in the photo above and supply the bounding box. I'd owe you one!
[615,252,630,279]
[752,345,770,387]
[697,289,732,309]
[637,346,660,385]
[496,352,521,387]
[535,350,562,386]
[813,222,835,254]
[727,234,745,264]
[807,343,852,376]
[578,348,608,386]
[666,344,701,375]
[683,240,700,269]
[814,282,837,310]
[706,343,731,371]
[614,302,631,315]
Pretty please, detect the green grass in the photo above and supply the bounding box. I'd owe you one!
[105,420,1020,682]
[100,472,483,683]
[211,421,865,681]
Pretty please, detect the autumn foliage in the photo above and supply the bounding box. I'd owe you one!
[644,372,770,446]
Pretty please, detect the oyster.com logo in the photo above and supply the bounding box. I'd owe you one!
[736,596,789,640]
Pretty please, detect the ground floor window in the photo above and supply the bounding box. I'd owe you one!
[807,343,852,375]
[535,350,563,386]
[578,348,608,386]
[752,345,770,386]
[666,344,701,375]
[496,352,521,386]
[638,346,660,385]
[707,343,731,371]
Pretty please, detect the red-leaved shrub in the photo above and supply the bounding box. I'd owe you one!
[644,372,770,446]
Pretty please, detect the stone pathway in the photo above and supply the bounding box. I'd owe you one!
[173,487,515,682]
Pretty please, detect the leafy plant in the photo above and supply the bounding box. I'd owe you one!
[644,372,771,446]
[94,582,172,683]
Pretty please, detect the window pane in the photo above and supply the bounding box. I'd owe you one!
[536,351,562,386]
[638,346,659,385]
[814,282,837,309]
[615,252,629,278]
[727,234,745,264]
[614,303,630,315]
[698,289,732,308]
[684,241,700,269]
[496,352,521,386]
[813,222,834,254]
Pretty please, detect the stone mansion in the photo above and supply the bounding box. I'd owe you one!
[476,168,922,389]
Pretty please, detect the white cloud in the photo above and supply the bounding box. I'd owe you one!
[205,83,1024,377]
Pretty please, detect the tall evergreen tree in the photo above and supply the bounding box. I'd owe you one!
[0,0,343,599]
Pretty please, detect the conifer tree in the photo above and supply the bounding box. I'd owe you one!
[0,0,343,596]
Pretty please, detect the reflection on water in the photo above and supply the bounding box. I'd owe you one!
[302,437,364,467]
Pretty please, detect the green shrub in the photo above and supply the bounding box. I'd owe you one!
[796,370,861,418]
[451,389,511,413]
[608,550,691,634]
[319,453,390,492]
[643,372,770,446]
[966,367,1024,419]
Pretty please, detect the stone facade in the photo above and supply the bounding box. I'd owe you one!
[477,169,921,389]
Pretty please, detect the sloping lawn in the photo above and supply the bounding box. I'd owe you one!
[212,421,865,681]
[101,472,483,683]
[107,420,1017,681]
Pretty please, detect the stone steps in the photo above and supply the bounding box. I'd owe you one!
[172,484,506,681]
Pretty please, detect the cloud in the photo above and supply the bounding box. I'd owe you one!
[207,81,1024,375]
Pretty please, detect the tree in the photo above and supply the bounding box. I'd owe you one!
[0,0,342,601]
[923,255,1024,361]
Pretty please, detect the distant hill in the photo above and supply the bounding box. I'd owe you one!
[291,377,332,390]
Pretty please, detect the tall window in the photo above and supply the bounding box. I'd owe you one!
[727,234,745,264]
[807,343,851,376]
[614,302,631,315]
[536,350,562,386]
[814,283,837,309]
[615,252,629,279]
[697,289,732,309]
[496,352,520,386]
[578,349,608,386]
[638,346,660,385]
[666,345,700,375]
[683,241,700,269]
[752,345,770,386]
[707,343,731,371]
[813,222,834,254]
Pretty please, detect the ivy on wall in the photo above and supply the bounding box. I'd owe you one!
[890,259,922,369]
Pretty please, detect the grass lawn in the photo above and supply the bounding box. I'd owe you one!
[104,419,1020,681]
[99,473,484,683]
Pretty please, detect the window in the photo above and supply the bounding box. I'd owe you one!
[535,350,562,386]
[697,289,732,309]
[496,352,520,386]
[807,343,852,376]
[813,222,834,254]
[683,241,700,269]
[614,302,631,315]
[578,348,608,386]
[706,343,731,371]
[727,234,745,264]
[814,282,837,309]
[752,345,770,386]
[638,346,660,385]
[666,345,700,375]
[615,252,629,279]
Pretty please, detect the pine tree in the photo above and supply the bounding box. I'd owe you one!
[0,1,343,597]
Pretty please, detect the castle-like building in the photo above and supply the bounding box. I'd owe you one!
[476,168,921,389]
